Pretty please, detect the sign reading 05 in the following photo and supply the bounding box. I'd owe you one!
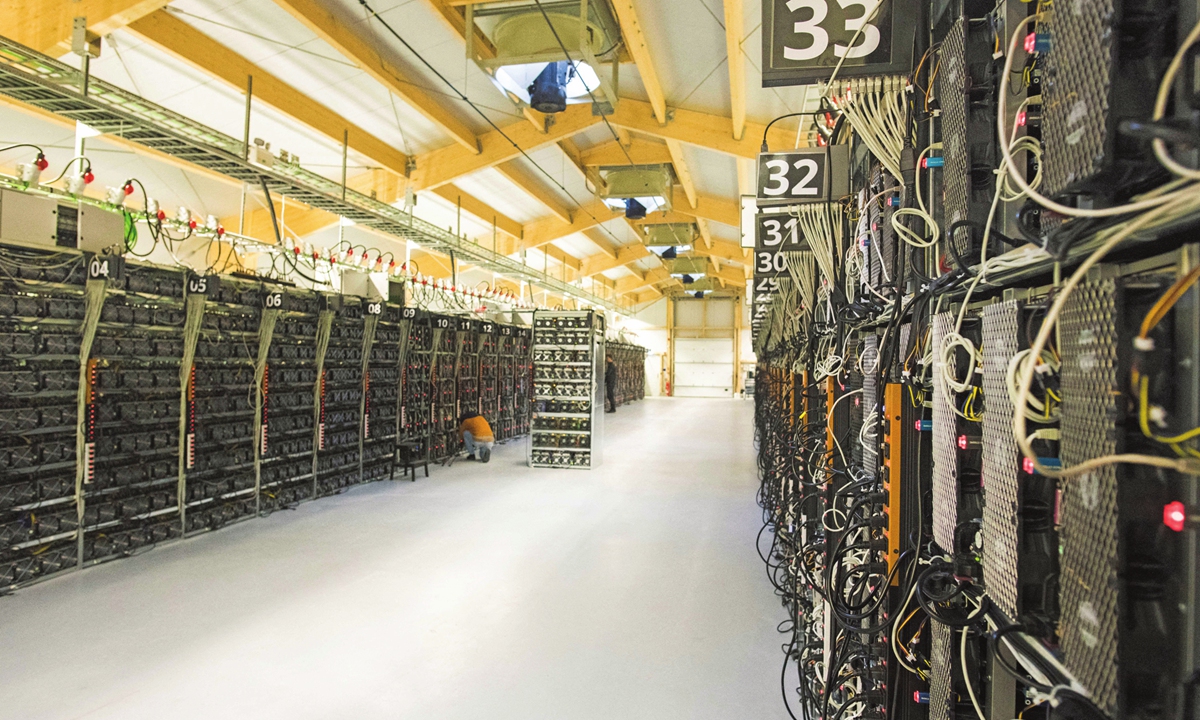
[754,210,803,277]
[761,0,918,87]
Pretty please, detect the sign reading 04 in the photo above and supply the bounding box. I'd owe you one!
[761,0,918,87]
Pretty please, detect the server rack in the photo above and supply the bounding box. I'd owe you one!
[400,310,433,462]
[529,310,603,469]
[260,287,320,513]
[0,249,88,584]
[186,276,260,532]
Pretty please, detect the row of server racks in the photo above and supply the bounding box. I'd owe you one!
[0,245,532,590]
[606,341,647,408]
[751,1,1200,719]
[757,249,1200,720]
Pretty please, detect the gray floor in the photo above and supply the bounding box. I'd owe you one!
[0,398,785,720]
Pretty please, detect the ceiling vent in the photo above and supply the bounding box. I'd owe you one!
[463,1,622,114]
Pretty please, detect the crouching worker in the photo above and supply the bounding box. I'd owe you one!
[458,411,494,463]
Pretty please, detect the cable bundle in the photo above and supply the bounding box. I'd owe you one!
[827,76,909,180]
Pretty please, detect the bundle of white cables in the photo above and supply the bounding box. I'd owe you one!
[792,202,844,290]
[826,76,908,180]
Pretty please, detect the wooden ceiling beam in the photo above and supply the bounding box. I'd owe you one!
[608,0,667,125]
[411,103,599,190]
[518,199,622,251]
[666,139,697,209]
[580,138,672,167]
[579,243,651,277]
[494,160,573,223]
[3,0,163,55]
[270,0,480,153]
[428,184,525,240]
[582,228,619,259]
[675,191,741,227]
[695,217,714,249]
[723,0,747,141]
[608,97,798,159]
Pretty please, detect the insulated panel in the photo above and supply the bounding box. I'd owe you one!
[930,311,958,553]
[929,621,954,720]
[980,299,1021,620]
[1057,276,1121,716]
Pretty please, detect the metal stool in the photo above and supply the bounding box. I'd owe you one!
[392,441,428,481]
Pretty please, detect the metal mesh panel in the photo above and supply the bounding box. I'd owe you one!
[930,311,958,553]
[980,300,1022,620]
[1041,2,1117,196]
[929,622,954,720]
[939,17,970,235]
[861,334,879,472]
[1058,277,1120,716]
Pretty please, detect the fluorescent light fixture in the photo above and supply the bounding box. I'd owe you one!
[492,62,601,107]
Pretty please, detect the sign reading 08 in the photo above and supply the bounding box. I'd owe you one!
[754,211,803,276]
[761,0,918,87]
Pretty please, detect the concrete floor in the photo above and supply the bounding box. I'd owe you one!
[0,398,785,720]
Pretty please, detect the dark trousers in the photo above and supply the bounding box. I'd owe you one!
[606,384,616,412]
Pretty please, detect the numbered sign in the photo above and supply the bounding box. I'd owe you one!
[434,317,450,330]
[187,274,219,297]
[86,254,125,281]
[458,319,472,331]
[401,307,417,320]
[761,0,918,86]
[481,322,496,335]
[499,326,513,337]
[754,211,803,277]
[365,301,383,316]
[753,276,780,316]
[758,150,827,203]
[262,291,285,310]
[756,146,849,207]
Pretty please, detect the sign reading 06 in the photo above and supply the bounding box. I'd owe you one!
[761,0,918,87]
[754,211,803,277]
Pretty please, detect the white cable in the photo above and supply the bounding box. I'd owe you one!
[961,627,987,720]
[1006,349,1061,421]
[1151,19,1200,178]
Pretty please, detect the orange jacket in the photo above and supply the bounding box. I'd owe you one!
[459,415,494,442]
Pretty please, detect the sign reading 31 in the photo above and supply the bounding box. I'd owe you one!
[754,211,803,276]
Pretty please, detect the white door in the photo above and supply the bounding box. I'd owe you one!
[674,338,734,397]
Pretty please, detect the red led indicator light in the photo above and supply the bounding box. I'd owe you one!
[1023,457,1035,474]
[957,434,969,450]
[1016,111,1027,127]
[1164,501,1187,532]
[1024,33,1037,52]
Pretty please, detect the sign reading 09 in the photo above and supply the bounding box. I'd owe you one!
[761,0,917,86]
[754,211,802,276]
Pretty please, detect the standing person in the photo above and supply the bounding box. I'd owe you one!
[457,410,494,463]
[605,354,618,414]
